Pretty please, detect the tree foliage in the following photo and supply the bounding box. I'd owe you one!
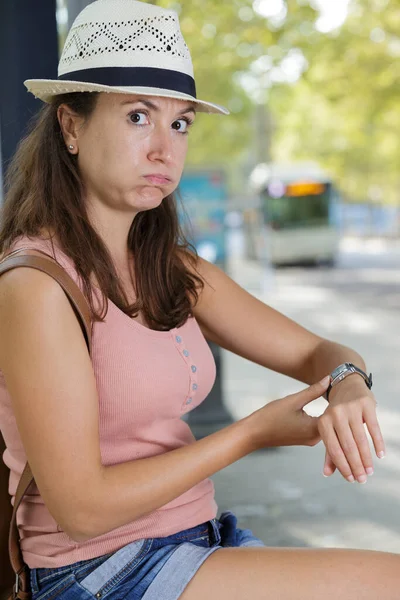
[271,0,400,204]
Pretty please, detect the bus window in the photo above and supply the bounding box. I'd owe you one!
[262,184,331,230]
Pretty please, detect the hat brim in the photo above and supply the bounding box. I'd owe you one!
[24,79,229,116]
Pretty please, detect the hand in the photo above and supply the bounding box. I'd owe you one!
[317,376,385,484]
[249,376,331,451]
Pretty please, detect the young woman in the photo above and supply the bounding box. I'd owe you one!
[0,1,397,598]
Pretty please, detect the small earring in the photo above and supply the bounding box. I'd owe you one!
[68,145,74,150]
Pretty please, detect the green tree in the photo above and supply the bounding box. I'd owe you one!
[270,0,400,204]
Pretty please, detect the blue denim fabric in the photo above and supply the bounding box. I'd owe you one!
[30,511,265,600]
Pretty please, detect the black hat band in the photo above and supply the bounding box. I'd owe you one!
[58,66,197,98]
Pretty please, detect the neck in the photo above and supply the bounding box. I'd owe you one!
[86,202,137,268]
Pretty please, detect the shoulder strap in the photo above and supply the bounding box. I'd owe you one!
[0,248,92,598]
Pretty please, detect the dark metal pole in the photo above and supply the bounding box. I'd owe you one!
[186,340,234,439]
[0,0,59,195]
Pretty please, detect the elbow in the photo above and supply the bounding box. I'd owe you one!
[61,512,137,544]
[65,521,95,544]
[61,519,105,544]
[57,510,98,544]
[55,498,106,544]
[58,503,135,544]
[51,471,147,542]
[65,529,92,544]
[52,472,110,543]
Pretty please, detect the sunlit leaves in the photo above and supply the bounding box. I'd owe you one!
[270,0,400,203]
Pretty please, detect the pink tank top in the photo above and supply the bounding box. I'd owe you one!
[0,235,218,568]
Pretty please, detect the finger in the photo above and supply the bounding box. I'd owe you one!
[291,376,331,409]
[319,419,355,482]
[349,419,374,476]
[335,422,367,484]
[363,403,386,459]
[323,450,336,477]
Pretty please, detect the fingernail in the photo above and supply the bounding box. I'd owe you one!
[347,475,355,483]
[366,468,374,476]
[378,451,385,459]
[319,376,331,386]
[323,473,330,478]
[357,475,367,484]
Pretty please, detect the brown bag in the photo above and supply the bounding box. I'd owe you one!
[0,248,92,600]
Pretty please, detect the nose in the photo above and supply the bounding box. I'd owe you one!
[147,125,174,164]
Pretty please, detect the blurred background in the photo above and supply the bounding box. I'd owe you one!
[1,0,400,553]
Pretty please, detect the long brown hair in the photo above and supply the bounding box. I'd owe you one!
[0,92,204,330]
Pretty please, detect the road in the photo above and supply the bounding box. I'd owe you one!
[211,236,400,552]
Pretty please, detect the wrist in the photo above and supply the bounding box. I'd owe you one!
[327,372,371,402]
[326,362,372,401]
[241,410,270,453]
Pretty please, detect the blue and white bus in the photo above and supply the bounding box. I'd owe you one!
[248,162,341,266]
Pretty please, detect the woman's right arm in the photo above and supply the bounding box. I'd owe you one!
[0,268,328,543]
[0,268,256,543]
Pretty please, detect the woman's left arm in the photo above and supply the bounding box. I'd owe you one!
[192,258,385,483]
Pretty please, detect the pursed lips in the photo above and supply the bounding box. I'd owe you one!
[143,174,172,185]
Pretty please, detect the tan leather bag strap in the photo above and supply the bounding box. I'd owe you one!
[0,248,92,599]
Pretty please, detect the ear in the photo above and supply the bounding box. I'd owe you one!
[57,104,83,154]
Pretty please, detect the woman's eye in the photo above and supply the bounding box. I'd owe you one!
[129,112,148,125]
[128,112,192,133]
[172,119,192,133]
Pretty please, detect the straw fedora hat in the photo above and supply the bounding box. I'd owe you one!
[24,0,229,115]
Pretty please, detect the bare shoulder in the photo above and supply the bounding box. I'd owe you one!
[0,263,65,298]
[0,266,69,321]
[0,266,85,365]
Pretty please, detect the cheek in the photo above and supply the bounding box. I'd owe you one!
[176,138,189,167]
[100,142,142,182]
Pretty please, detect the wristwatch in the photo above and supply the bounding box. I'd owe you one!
[326,362,373,400]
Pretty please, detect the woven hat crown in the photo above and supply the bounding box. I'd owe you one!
[59,0,194,78]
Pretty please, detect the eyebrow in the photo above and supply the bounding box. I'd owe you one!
[121,98,197,116]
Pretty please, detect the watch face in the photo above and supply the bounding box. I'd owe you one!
[331,364,348,379]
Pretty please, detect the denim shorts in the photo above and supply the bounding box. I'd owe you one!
[30,511,265,600]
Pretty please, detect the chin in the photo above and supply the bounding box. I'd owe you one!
[143,197,164,211]
[130,189,166,212]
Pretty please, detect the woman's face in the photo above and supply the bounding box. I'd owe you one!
[65,93,196,217]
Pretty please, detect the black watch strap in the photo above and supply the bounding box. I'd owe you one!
[352,365,373,389]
